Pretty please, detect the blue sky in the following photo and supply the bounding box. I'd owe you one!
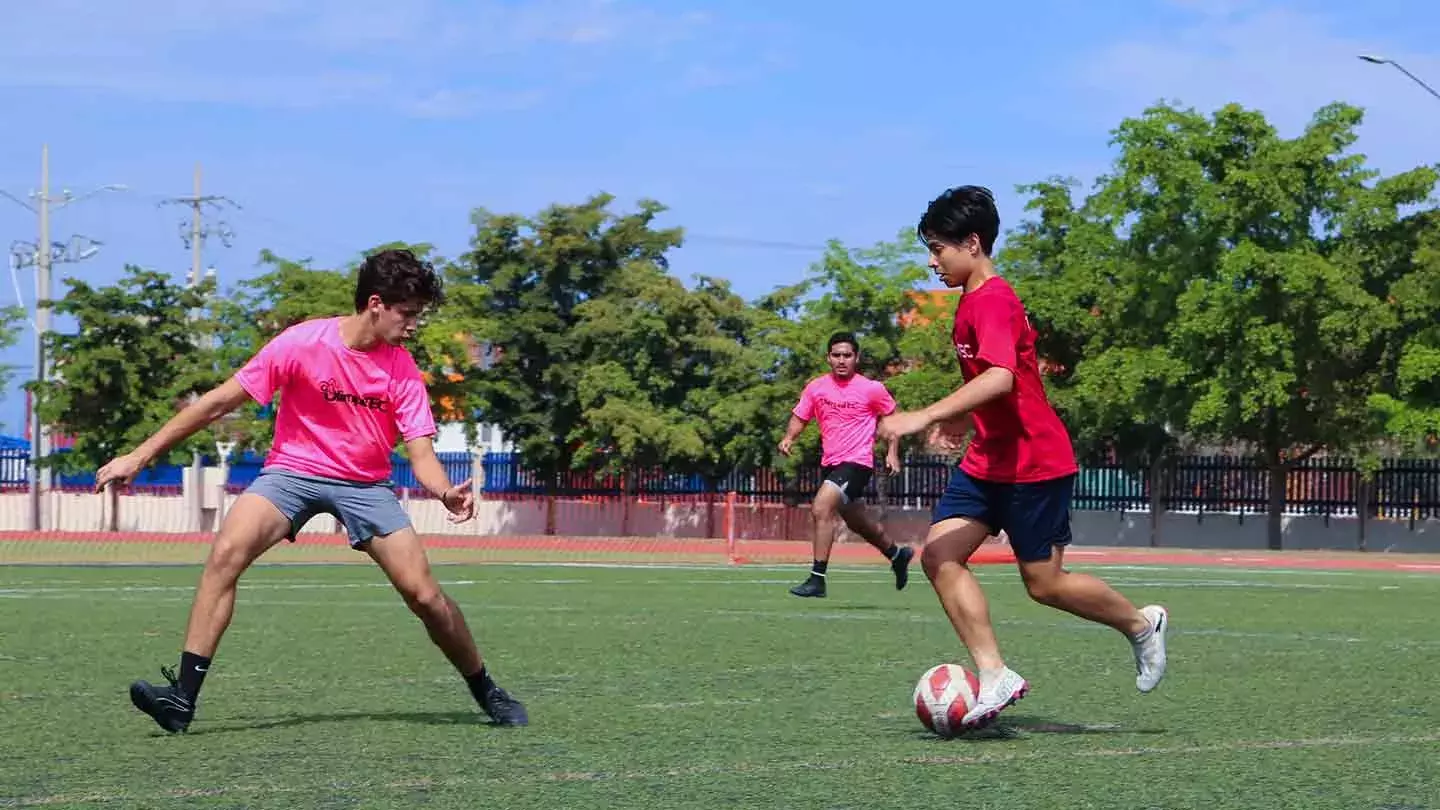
[0,0,1437,438]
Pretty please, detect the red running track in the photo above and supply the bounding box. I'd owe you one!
[2,530,1439,572]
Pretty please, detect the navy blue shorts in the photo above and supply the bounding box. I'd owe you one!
[931,468,1074,562]
[246,468,412,549]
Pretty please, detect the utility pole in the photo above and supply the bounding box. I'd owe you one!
[160,162,238,290]
[160,163,237,532]
[4,144,124,531]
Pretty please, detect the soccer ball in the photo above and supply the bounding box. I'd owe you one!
[913,663,980,738]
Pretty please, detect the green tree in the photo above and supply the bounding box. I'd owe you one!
[451,194,683,485]
[1362,210,1440,453]
[568,270,781,487]
[889,292,965,435]
[1004,100,1438,549]
[1005,176,1188,477]
[32,266,224,474]
[0,305,23,419]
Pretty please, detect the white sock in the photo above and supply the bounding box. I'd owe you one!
[978,666,1007,691]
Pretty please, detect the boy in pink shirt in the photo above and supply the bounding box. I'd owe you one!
[779,332,915,598]
[95,249,527,734]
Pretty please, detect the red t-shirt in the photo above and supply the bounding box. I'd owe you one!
[951,277,1078,483]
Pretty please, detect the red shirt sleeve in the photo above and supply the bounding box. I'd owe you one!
[971,291,1022,374]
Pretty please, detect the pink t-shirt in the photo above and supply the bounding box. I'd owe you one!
[234,317,437,483]
[792,373,897,469]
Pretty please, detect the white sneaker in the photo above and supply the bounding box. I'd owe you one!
[1132,605,1169,693]
[961,667,1029,729]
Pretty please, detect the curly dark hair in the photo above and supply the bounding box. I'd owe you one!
[353,248,445,312]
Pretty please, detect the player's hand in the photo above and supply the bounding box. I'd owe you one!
[926,418,971,454]
[885,454,902,475]
[441,479,475,523]
[878,410,933,442]
[94,452,144,493]
[778,437,794,457]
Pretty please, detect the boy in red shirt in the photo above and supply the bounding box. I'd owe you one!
[779,332,914,598]
[879,186,1168,730]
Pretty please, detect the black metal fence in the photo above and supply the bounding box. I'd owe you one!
[478,452,1440,520]
[2,445,1437,520]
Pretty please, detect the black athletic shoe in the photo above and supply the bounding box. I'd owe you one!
[129,666,194,734]
[480,684,529,726]
[891,545,915,590]
[789,575,826,598]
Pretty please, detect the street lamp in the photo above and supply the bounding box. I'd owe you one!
[1358,54,1440,102]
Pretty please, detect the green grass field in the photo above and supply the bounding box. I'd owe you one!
[3,558,1439,809]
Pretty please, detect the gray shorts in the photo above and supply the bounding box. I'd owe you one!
[245,467,412,548]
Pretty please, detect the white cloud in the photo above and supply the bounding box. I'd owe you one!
[0,0,741,115]
[1075,3,1440,176]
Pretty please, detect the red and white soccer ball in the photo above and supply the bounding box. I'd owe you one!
[913,663,980,739]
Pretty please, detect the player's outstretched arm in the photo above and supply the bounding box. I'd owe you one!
[877,367,1014,442]
[94,377,253,492]
[405,435,474,523]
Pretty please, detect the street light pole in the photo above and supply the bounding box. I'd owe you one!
[35,146,50,532]
[1358,54,1440,102]
[4,144,125,531]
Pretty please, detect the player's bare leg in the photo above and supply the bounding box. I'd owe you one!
[921,518,1028,729]
[365,527,528,725]
[1017,547,1168,693]
[790,484,846,598]
[129,493,291,733]
[839,503,915,590]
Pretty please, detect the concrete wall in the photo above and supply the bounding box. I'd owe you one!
[1,489,1438,552]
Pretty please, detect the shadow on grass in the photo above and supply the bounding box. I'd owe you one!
[184,710,502,735]
[908,714,1169,742]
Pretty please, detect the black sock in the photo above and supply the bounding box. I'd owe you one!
[466,666,497,703]
[882,544,899,561]
[810,560,828,577]
[178,651,210,702]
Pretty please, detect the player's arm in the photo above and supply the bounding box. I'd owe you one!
[879,300,1019,440]
[779,415,807,450]
[394,365,472,521]
[95,378,252,491]
[778,383,816,457]
[875,386,902,473]
[915,367,1014,425]
[404,435,472,513]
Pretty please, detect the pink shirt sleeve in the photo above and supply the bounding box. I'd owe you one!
[871,381,898,417]
[972,292,1022,373]
[792,380,818,422]
[234,328,297,405]
[391,352,437,442]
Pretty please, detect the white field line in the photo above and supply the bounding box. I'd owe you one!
[1,584,1430,649]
